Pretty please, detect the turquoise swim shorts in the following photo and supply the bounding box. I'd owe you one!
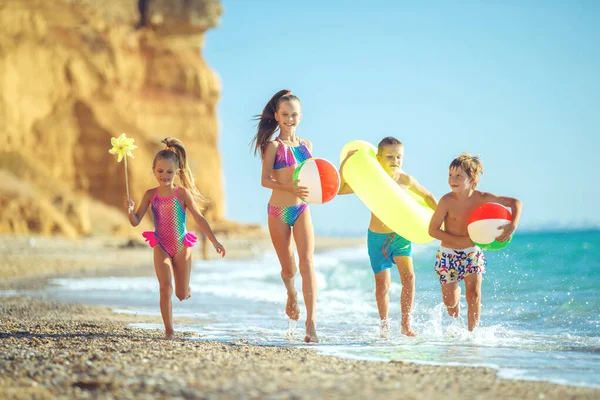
[367,230,412,274]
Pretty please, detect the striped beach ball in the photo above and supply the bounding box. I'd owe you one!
[467,202,513,251]
[293,158,340,204]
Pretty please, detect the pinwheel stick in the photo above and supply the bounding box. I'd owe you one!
[124,157,130,199]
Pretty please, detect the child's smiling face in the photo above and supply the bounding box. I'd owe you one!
[153,158,178,186]
[448,166,472,192]
[377,144,404,175]
[275,99,302,135]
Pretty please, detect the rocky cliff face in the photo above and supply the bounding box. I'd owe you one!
[0,0,231,238]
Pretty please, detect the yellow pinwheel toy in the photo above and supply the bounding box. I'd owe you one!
[109,133,138,198]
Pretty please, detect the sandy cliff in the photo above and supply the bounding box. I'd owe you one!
[0,0,253,238]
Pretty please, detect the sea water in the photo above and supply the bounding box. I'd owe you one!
[10,229,600,388]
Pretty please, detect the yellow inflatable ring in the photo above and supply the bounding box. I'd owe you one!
[339,140,434,244]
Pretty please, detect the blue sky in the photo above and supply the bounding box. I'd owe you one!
[204,1,599,236]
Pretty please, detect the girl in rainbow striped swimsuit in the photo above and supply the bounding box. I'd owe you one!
[125,137,226,339]
[250,90,319,343]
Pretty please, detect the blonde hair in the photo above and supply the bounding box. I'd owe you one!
[153,137,206,205]
[377,136,403,155]
[450,153,484,188]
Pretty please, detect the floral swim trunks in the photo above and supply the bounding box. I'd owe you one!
[434,246,486,284]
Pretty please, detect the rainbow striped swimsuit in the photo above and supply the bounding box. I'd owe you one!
[267,202,308,226]
[272,137,312,170]
[267,137,313,226]
[142,187,197,258]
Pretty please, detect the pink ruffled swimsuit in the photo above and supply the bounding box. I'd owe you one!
[142,187,197,258]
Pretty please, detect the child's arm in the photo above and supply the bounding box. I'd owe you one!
[260,142,309,199]
[405,175,438,210]
[428,196,474,248]
[125,189,153,227]
[181,188,226,257]
[481,192,522,242]
[337,150,357,195]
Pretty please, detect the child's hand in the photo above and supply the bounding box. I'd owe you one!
[343,149,358,161]
[496,222,516,242]
[287,180,309,199]
[340,150,358,171]
[213,241,226,257]
[124,197,135,214]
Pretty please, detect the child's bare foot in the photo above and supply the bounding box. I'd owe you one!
[379,319,391,339]
[304,321,319,343]
[164,330,175,340]
[286,290,300,321]
[401,314,418,337]
[447,302,460,318]
[185,287,192,300]
[401,325,419,337]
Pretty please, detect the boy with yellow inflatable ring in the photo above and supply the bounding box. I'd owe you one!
[338,137,438,338]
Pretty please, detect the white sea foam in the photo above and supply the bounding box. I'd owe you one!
[49,277,157,292]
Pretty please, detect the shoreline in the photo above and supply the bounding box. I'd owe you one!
[1,235,600,398]
[1,297,599,399]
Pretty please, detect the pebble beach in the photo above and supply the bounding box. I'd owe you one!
[1,235,599,399]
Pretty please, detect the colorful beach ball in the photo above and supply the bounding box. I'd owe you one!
[293,158,340,204]
[467,202,513,251]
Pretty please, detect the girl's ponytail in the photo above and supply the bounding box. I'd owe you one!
[160,137,206,206]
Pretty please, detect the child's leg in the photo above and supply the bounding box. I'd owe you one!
[292,209,318,343]
[268,214,300,321]
[172,246,192,301]
[154,246,174,338]
[374,269,391,338]
[441,282,461,318]
[374,269,391,320]
[393,256,417,336]
[464,273,482,331]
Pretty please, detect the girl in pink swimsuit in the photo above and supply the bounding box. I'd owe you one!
[125,137,226,339]
[250,90,319,343]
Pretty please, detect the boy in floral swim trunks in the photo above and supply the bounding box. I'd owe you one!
[428,154,522,331]
[339,137,438,338]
